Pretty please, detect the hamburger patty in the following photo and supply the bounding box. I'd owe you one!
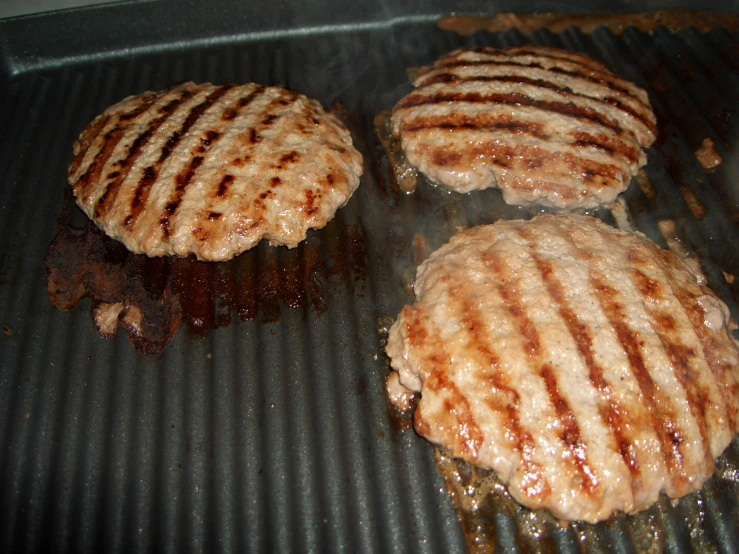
[68,82,363,261]
[390,46,657,209]
[385,215,739,523]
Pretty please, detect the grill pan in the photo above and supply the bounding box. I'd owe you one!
[0,1,738,552]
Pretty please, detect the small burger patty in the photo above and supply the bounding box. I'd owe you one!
[69,82,363,261]
[390,46,657,209]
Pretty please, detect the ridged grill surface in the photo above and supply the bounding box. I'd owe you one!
[0,8,737,554]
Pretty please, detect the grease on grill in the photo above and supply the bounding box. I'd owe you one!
[658,220,692,259]
[385,382,416,433]
[433,442,739,553]
[610,197,636,231]
[374,110,418,194]
[379,317,417,433]
[45,220,366,359]
[658,147,709,220]
[678,185,708,220]
[635,170,658,201]
[434,448,561,554]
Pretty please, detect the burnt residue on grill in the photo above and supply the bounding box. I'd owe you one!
[632,35,737,225]
[45,224,182,358]
[436,10,739,38]
[45,216,366,358]
[695,138,723,170]
[343,221,368,286]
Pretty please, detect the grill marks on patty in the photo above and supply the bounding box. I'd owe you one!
[68,82,363,261]
[402,307,485,462]
[72,91,164,201]
[416,73,657,138]
[128,85,240,230]
[533,226,691,485]
[449,295,549,499]
[385,215,739,522]
[485,249,600,497]
[155,86,278,237]
[627,266,715,476]
[439,46,650,103]
[533,254,641,480]
[672,284,739,432]
[119,85,246,234]
[391,45,657,208]
[433,58,648,113]
[398,90,630,140]
[95,87,203,221]
[412,46,655,137]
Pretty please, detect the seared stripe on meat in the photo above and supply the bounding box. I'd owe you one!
[397,90,630,138]
[672,286,739,432]
[432,60,643,104]
[491,46,614,73]
[73,92,163,201]
[411,47,655,143]
[397,92,642,166]
[391,45,656,208]
[399,105,641,164]
[590,272,688,483]
[433,47,650,110]
[417,138,628,203]
[456,297,547,497]
[160,154,206,237]
[559,220,723,497]
[486,249,599,496]
[401,113,550,138]
[416,73,657,138]
[155,86,246,236]
[402,305,485,462]
[386,215,739,522]
[125,85,242,229]
[569,131,640,164]
[94,87,201,219]
[533,255,641,480]
[69,113,112,178]
[628,245,739,439]
[629,268,714,472]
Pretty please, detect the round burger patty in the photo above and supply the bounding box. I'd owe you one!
[386,214,739,523]
[68,82,363,261]
[390,46,657,209]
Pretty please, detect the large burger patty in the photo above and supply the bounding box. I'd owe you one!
[386,214,739,523]
[390,46,657,209]
[68,82,363,261]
